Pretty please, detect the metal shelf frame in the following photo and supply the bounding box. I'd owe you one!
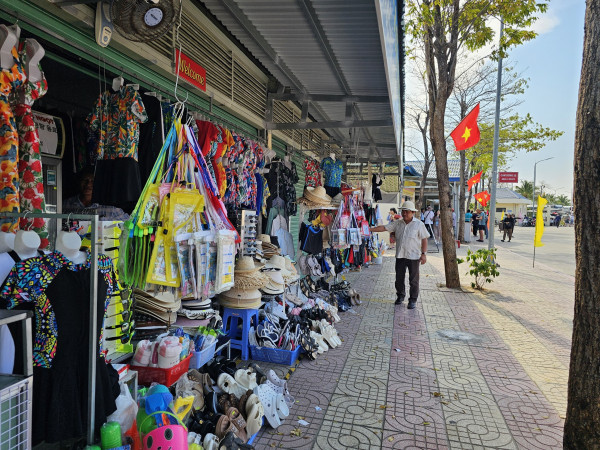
[1,212,100,446]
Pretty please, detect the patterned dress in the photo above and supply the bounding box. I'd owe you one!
[13,43,48,247]
[0,46,25,232]
[1,251,115,368]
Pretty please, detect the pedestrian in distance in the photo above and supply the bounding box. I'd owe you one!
[423,205,434,238]
[501,214,515,242]
[555,213,561,228]
[433,209,441,241]
[475,208,487,242]
[387,208,398,224]
[472,210,479,237]
[370,200,429,310]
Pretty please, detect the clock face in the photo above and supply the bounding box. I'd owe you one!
[144,7,164,27]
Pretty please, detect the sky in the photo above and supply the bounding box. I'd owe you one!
[405,0,586,198]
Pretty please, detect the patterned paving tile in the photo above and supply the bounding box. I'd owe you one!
[315,421,382,450]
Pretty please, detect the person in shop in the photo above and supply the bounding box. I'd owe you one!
[370,201,429,310]
[387,208,398,223]
[63,166,130,221]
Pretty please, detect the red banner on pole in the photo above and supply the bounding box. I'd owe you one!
[498,172,518,183]
[175,49,207,92]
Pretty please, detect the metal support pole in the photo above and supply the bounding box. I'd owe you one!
[488,19,503,253]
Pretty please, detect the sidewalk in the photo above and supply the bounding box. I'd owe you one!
[252,242,572,449]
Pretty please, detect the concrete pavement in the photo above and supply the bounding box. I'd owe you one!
[252,233,573,449]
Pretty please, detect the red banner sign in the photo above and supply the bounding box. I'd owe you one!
[175,49,206,92]
[498,172,518,183]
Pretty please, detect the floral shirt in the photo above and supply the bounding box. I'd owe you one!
[320,157,344,188]
[1,252,115,368]
[304,158,322,187]
[88,86,148,161]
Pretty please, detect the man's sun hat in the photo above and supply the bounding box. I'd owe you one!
[400,200,418,212]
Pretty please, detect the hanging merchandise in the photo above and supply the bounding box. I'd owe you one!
[0,28,25,233]
[12,39,48,246]
[264,156,298,217]
[88,82,148,212]
[303,157,322,188]
[372,173,383,202]
[320,154,343,198]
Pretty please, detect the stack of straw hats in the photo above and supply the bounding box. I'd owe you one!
[219,257,269,309]
[258,234,280,259]
[297,186,333,208]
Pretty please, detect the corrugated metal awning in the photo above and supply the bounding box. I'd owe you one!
[197,0,404,163]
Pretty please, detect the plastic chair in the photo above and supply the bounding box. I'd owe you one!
[222,308,259,360]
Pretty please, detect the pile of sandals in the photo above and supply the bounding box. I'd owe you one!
[182,360,294,449]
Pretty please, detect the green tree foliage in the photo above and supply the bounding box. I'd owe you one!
[515,179,534,199]
[405,0,549,287]
[457,248,500,290]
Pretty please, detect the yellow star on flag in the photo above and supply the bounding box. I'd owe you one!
[462,126,471,142]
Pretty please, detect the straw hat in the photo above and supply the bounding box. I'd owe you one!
[264,255,291,277]
[258,234,271,244]
[219,288,263,309]
[235,256,263,274]
[261,270,285,295]
[234,271,270,290]
[332,193,344,205]
[300,186,332,206]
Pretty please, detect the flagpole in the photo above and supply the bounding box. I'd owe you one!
[487,18,504,259]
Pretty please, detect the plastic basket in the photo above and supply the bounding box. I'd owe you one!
[189,341,217,370]
[131,354,192,386]
[249,345,301,366]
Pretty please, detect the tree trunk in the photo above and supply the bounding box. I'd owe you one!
[466,167,474,212]
[458,151,466,242]
[564,0,600,447]
[430,104,461,288]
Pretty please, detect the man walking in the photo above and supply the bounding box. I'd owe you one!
[370,201,429,310]
[423,205,434,238]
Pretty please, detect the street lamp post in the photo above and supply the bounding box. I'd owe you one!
[532,157,554,216]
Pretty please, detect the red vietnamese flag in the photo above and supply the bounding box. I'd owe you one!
[450,103,481,151]
[473,190,491,207]
[468,170,484,191]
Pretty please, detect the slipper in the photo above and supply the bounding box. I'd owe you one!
[218,373,247,398]
[247,363,267,384]
[245,393,260,415]
[218,431,254,450]
[254,384,282,429]
[226,407,248,442]
[215,414,241,441]
[275,393,290,419]
[310,331,329,354]
[234,368,258,391]
[266,370,295,407]
[203,433,220,450]
[245,403,264,436]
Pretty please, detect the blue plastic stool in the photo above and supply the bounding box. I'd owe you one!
[222,308,259,361]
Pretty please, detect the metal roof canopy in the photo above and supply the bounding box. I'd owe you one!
[198,0,403,163]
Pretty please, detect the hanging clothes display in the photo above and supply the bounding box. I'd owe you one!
[372,173,383,202]
[1,251,119,445]
[303,158,322,188]
[265,158,298,217]
[88,85,148,212]
[0,44,25,232]
[137,93,164,184]
[13,41,48,247]
[320,156,343,198]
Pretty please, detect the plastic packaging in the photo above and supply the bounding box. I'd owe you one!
[133,340,153,367]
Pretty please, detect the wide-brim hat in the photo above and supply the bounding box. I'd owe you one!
[331,193,344,205]
[258,234,271,244]
[262,281,285,295]
[219,288,263,309]
[234,271,270,290]
[235,256,264,274]
[400,200,418,212]
[264,255,291,277]
[301,186,332,206]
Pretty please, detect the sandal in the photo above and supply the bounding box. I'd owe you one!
[266,369,295,407]
[218,431,254,450]
[226,407,248,442]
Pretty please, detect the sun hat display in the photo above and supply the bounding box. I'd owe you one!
[134,288,180,324]
[218,288,262,309]
[234,256,264,274]
[400,200,418,212]
[261,270,285,295]
[298,186,332,206]
[258,234,271,244]
[264,255,291,278]
[283,256,299,282]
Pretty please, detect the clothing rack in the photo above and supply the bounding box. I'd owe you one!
[1,212,100,446]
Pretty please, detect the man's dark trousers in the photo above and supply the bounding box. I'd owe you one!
[395,258,420,301]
